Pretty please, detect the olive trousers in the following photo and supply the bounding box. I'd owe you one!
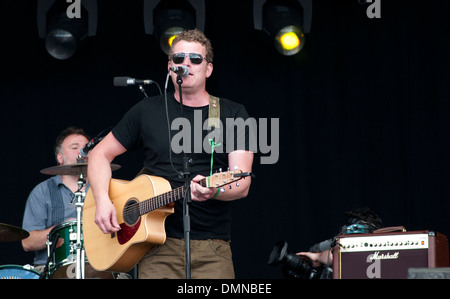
[138,237,235,279]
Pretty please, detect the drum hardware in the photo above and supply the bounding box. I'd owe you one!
[46,220,114,279]
[41,233,60,279]
[40,162,121,176]
[71,167,86,279]
[40,160,121,279]
[0,223,29,242]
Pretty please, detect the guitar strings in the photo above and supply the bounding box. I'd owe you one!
[121,187,185,217]
[121,179,206,217]
[120,177,210,218]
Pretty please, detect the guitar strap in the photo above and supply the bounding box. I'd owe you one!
[208,95,220,129]
[207,95,221,175]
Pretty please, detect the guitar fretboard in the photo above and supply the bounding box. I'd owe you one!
[138,178,207,215]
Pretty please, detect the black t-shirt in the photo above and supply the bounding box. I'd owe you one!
[112,92,252,239]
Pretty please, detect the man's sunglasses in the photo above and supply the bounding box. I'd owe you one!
[171,52,207,65]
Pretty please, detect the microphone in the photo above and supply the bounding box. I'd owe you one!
[79,136,104,157]
[113,77,154,87]
[315,240,334,252]
[169,65,189,78]
[79,127,112,157]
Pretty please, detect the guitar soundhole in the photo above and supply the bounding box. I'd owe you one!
[123,198,140,226]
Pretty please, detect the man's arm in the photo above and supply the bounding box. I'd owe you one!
[190,150,254,202]
[22,227,54,252]
[296,250,334,267]
[87,132,127,234]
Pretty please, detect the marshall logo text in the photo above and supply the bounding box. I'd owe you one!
[369,251,400,260]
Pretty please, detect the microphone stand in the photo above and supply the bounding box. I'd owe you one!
[177,73,192,279]
[70,160,87,279]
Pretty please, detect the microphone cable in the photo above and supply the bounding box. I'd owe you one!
[164,70,184,178]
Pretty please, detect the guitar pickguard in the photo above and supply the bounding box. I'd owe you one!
[117,218,141,245]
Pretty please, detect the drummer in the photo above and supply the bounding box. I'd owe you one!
[21,126,90,273]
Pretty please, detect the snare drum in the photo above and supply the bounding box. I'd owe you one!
[0,265,40,279]
[47,220,113,279]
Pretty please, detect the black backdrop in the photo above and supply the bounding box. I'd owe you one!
[0,0,449,279]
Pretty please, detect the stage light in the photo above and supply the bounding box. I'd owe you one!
[253,0,312,56]
[156,9,195,55]
[37,0,97,60]
[279,30,300,50]
[44,13,88,60]
[144,0,205,55]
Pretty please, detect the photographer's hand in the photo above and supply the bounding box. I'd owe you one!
[296,251,333,267]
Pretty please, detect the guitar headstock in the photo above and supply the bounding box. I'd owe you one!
[206,169,250,188]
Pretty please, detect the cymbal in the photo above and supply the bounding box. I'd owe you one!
[40,163,121,176]
[0,223,29,242]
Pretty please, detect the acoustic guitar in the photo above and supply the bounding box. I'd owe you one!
[82,170,249,272]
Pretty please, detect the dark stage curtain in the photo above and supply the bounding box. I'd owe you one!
[0,1,448,278]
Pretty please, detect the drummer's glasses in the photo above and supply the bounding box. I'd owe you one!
[171,52,207,65]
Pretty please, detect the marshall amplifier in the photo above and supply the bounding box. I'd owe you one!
[333,230,449,279]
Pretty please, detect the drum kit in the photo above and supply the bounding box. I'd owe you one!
[0,160,124,279]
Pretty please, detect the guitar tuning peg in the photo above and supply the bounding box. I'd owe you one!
[234,166,238,170]
[220,187,225,193]
[236,182,240,187]
[228,185,232,189]
[219,168,223,173]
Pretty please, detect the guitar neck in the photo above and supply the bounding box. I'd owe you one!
[138,178,207,216]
